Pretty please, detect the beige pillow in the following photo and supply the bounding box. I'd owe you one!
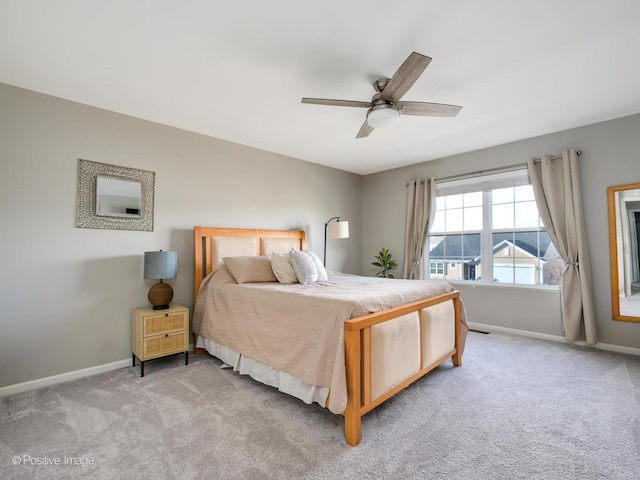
[270,252,298,284]
[223,256,277,284]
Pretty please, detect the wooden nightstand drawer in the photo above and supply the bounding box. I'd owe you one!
[143,331,188,358]
[144,312,187,336]
[132,304,189,377]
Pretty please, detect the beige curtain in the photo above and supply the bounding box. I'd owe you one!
[403,178,436,279]
[527,149,597,345]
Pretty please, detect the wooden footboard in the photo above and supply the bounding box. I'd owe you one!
[343,291,461,446]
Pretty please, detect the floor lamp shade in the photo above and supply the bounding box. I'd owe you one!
[324,217,349,266]
[327,220,349,239]
[144,250,177,310]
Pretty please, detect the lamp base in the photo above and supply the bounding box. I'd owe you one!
[148,281,173,310]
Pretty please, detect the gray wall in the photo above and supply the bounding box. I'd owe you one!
[2,80,638,389]
[362,113,640,349]
[0,84,362,388]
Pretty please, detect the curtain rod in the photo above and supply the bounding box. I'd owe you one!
[406,150,581,186]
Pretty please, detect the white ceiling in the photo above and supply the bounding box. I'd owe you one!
[1,1,639,175]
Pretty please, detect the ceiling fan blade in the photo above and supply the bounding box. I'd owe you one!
[380,52,432,102]
[397,101,462,117]
[356,120,374,138]
[301,98,371,108]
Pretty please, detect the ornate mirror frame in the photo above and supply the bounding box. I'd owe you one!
[76,159,155,231]
[607,182,640,322]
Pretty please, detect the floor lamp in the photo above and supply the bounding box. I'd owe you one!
[324,216,349,266]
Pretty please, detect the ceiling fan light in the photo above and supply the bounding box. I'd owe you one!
[367,106,400,129]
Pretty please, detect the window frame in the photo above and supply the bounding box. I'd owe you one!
[424,169,561,291]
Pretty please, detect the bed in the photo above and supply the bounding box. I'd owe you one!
[192,226,468,446]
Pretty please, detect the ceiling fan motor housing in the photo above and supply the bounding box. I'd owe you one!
[373,78,390,93]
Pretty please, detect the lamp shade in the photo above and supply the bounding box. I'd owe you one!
[144,251,177,280]
[327,220,349,239]
[324,216,349,266]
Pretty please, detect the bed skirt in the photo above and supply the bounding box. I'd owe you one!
[195,336,330,408]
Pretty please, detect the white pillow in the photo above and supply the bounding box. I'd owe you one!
[270,252,298,284]
[289,249,318,285]
[306,250,328,282]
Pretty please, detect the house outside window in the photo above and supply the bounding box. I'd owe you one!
[426,169,562,286]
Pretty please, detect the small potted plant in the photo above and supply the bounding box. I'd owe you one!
[372,247,398,278]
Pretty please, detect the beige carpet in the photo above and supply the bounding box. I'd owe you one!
[1,331,639,479]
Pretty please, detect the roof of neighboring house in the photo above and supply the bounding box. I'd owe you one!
[428,231,554,262]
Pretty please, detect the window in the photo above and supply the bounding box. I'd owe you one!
[426,170,561,286]
[429,261,444,276]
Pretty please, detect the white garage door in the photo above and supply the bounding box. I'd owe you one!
[493,264,536,284]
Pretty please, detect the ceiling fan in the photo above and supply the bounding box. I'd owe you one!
[301,52,462,138]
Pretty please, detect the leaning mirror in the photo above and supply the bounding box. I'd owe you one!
[76,159,155,231]
[607,182,640,322]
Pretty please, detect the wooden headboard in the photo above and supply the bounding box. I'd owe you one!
[193,226,306,304]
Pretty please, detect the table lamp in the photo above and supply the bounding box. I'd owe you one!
[144,250,177,310]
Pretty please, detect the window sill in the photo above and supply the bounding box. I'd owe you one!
[445,280,561,293]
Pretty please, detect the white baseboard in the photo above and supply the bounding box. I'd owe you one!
[2,329,637,398]
[0,344,195,397]
[595,342,640,356]
[0,358,132,397]
[469,322,565,343]
[469,322,640,356]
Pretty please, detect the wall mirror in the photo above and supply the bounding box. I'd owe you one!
[76,159,155,231]
[608,182,640,322]
[96,176,142,217]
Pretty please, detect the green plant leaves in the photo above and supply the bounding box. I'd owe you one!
[372,247,398,278]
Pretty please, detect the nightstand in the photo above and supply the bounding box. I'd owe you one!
[132,304,189,377]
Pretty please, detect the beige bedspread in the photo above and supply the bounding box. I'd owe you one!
[193,268,467,414]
